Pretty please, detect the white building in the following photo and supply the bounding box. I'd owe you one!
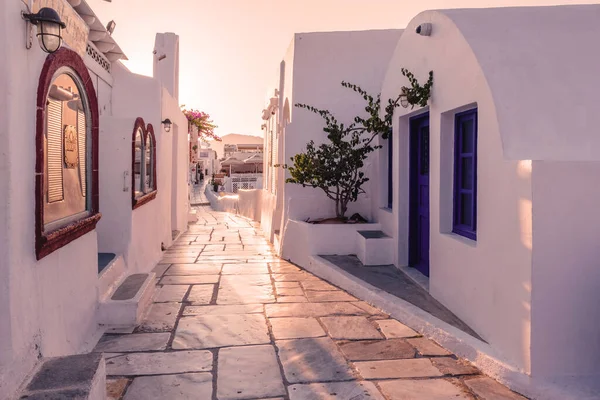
[208,133,263,160]
[378,5,600,396]
[0,1,189,398]
[260,29,402,246]
[196,147,218,177]
[247,6,600,398]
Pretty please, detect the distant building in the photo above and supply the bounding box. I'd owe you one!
[209,133,264,159]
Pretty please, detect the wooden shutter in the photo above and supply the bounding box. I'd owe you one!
[77,110,86,196]
[47,99,63,203]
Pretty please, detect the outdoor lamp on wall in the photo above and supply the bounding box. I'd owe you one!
[23,8,66,54]
[399,90,410,108]
[161,119,172,132]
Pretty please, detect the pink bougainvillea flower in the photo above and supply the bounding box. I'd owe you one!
[181,107,222,141]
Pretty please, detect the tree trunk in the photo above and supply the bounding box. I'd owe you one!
[340,199,348,219]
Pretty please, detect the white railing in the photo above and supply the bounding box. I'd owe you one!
[224,174,263,193]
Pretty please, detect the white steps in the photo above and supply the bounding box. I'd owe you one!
[98,272,156,327]
[98,254,126,301]
[356,230,394,266]
[17,353,105,400]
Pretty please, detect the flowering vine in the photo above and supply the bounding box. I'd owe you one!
[181,106,221,141]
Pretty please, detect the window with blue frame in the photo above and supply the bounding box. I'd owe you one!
[453,109,477,240]
[387,128,393,209]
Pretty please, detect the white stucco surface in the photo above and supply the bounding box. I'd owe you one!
[262,29,401,255]
[0,3,109,395]
[379,5,600,393]
[531,161,600,387]
[0,5,189,396]
[381,9,533,374]
[443,5,600,161]
[281,220,382,268]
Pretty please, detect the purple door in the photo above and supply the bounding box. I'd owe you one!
[409,113,430,277]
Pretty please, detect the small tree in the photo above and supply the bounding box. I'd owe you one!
[281,82,403,219]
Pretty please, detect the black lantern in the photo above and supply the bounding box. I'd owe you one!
[23,8,66,53]
[161,118,172,133]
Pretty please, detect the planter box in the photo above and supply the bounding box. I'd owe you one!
[281,219,382,268]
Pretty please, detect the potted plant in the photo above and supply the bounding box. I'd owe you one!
[280,81,405,222]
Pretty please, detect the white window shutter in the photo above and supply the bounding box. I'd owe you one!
[47,99,64,203]
[77,110,86,197]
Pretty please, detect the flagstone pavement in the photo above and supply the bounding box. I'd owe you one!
[99,205,527,400]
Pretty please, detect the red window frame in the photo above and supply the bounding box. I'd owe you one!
[35,48,101,260]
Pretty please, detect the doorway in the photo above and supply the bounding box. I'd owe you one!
[409,113,430,277]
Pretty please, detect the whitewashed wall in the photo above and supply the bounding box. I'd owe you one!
[272,30,401,257]
[381,10,532,374]
[381,5,600,391]
[161,86,189,234]
[0,2,105,396]
[531,161,600,380]
[0,8,189,398]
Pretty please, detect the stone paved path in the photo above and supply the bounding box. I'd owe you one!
[190,181,209,205]
[101,206,527,400]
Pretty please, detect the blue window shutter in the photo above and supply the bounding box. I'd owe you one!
[387,128,393,209]
[453,109,477,240]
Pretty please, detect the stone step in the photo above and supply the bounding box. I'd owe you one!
[188,208,199,222]
[98,272,156,327]
[98,253,126,301]
[356,230,394,266]
[18,353,105,400]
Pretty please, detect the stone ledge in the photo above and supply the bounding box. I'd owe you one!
[19,353,105,400]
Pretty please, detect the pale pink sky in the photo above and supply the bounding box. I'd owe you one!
[89,0,595,138]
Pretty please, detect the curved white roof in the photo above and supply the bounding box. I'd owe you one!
[385,5,600,161]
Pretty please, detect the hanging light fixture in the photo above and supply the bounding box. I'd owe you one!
[22,8,66,54]
[161,118,172,133]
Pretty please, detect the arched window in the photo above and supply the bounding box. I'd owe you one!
[131,118,157,209]
[36,48,100,260]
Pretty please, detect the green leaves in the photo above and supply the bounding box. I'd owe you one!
[400,69,434,109]
[281,81,402,218]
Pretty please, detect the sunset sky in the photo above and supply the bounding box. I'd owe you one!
[88,0,596,138]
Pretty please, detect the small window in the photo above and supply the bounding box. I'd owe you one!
[453,109,477,240]
[131,118,157,209]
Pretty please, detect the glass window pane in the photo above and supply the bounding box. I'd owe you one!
[134,129,143,198]
[461,157,473,190]
[461,119,474,153]
[144,135,152,192]
[44,71,88,229]
[460,193,473,227]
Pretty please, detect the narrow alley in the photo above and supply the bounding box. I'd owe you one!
[99,204,525,400]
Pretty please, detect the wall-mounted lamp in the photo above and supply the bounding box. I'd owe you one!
[399,88,410,108]
[416,23,432,36]
[106,20,116,35]
[22,7,66,53]
[161,118,172,132]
